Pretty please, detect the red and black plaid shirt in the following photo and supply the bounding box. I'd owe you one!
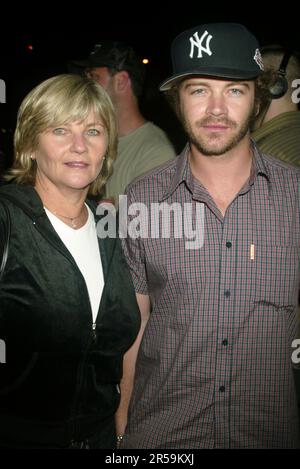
[121,142,300,448]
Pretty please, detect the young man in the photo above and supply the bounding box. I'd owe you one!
[117,23,300,448]
[71,41,176,204]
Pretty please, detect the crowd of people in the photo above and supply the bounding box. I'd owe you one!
[0,23,299,449]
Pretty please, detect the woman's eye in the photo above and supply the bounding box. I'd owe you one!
[87,128,100,136]
[53,128,66,135]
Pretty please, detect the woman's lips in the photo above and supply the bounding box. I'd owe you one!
[64,162,88,168]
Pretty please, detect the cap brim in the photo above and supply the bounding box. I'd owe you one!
[68,59,90,68]
[159,68,261,91]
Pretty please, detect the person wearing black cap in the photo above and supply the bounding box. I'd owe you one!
[71,41,175,205]
[117,23,300,448]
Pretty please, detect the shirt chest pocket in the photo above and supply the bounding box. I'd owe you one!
[249,244,300,306]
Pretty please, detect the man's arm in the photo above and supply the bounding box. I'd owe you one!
[115,292,151,438]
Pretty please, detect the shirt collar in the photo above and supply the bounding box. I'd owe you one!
[160,140,271,202]
[249,139,270,184]
[159,144,192,202]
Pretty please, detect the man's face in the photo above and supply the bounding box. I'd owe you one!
[178,77,256,156]
[86,67,115,100]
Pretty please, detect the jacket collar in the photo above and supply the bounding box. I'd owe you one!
[0,183,114,279]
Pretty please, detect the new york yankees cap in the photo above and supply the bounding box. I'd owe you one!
[160,23,264,91]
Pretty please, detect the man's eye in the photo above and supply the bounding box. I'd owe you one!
[191,88,205,95]
[230,88,243,95]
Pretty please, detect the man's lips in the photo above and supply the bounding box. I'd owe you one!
[202,125,229,131]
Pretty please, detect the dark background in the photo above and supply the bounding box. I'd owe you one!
[1,12,299,171]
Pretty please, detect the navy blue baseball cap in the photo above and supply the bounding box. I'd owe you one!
[72,40,139,70]
[70,40,142,72]
[69,40,146,93]
[160,23,264,91]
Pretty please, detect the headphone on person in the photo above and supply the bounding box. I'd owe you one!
[268,49,292,99]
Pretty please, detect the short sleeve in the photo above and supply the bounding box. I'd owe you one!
[120,186,148,295]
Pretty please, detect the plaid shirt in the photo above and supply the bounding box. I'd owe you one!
[121,142,300,448]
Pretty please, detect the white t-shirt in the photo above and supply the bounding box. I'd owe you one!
[45,205,104,322]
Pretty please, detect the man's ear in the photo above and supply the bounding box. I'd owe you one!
[253,96,262,117]
[114,70,130,92]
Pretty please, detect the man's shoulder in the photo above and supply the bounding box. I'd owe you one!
[261,152,300,177]
[119,122,176,169]
[260,153,300,198]
[138,122,175,151]
[142,121,170,138]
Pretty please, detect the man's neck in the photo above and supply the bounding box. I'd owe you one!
[189,138,253,216]
[255,96,298,129]
[115,97,146,137]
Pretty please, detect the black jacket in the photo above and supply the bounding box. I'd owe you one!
[0,184,140,448]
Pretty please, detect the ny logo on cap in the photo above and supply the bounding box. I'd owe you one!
[254,49,264,71]
[189,31,213,59]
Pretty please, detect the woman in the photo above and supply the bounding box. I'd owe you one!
[0,74,140,448]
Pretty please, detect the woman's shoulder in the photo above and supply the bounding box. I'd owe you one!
[0,182,36,200]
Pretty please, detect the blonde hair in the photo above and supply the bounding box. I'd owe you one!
[6,74,118,196]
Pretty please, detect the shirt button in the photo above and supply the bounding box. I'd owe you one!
[224,290,230,298]
[222,339,228,346]
[219,386,225,392]
[226,241,232,248]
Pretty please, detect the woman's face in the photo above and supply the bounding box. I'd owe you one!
[33,111,107,195]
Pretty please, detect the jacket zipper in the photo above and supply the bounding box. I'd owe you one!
[92,322,97,341]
